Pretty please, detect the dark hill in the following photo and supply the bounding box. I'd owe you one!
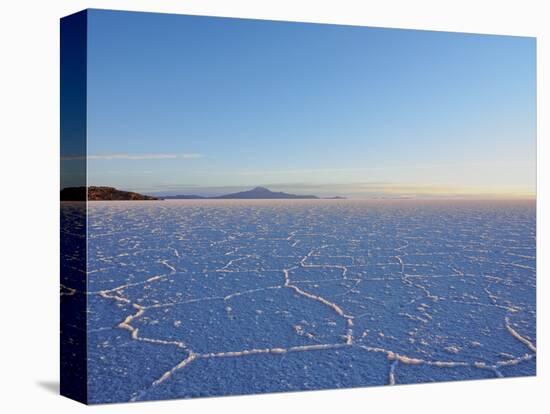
[61,186,159,201]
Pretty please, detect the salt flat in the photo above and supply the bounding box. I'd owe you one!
[62,199,536,403]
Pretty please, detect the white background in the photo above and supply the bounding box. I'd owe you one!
[0,0,547,412]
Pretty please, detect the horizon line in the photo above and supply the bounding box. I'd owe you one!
[63,184,536,201]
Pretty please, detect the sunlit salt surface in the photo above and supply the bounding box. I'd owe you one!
[62,200,536,403]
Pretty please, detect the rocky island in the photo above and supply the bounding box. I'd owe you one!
[61,186,159,201]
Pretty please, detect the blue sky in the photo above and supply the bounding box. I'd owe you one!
[86,9,536,198]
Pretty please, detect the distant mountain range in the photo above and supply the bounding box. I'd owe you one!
[164,186,323,199]
[61,186,345,201]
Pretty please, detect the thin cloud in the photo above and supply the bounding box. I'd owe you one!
[62,153,202,161]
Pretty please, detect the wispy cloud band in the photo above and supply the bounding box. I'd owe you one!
[62,153,202,161]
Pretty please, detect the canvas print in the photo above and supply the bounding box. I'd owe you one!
[60,9,536,404]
